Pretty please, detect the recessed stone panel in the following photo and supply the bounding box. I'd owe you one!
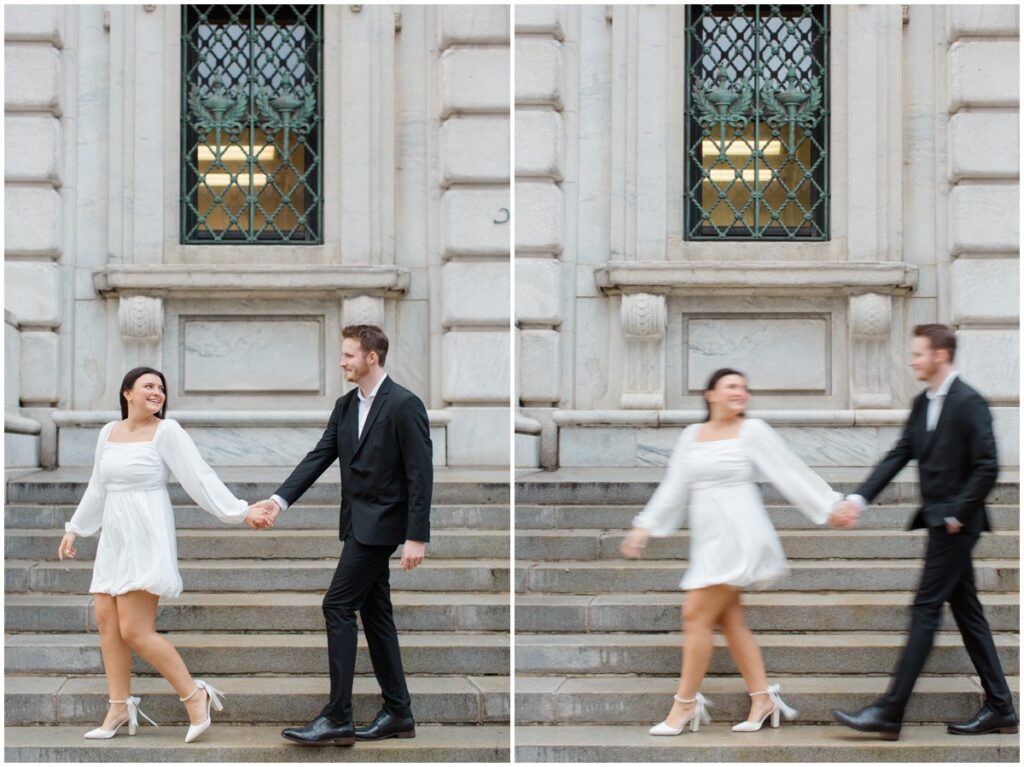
[4,44,61,114]
[5,116,62,184]
[439,6,509,47]
[519,329,560,403]
[516,109,565,179]
[4,186,63,257]
[442,331,510,403]
[515,257,562,325]
[948,40,1020,110]
[515,37,563,108]
[19,329,59,404]
[440,47,510,116]
[441,188,511,257]
[685,316,830,393]
[949,184,1020,254]
[182,317,324,394]
[950,257,1019,323]
[442,261,510,326]
[956,328,1020,402]
[445,407,510,466]
[441,117,510,185]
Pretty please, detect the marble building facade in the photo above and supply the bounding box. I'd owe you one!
[5,4,511,470]
[515,4,1020,471]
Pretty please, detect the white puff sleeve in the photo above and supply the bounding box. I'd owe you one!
[744,418,841,525]
[65,421,117,536]
[155,419,249,524]
[632,424,700,536]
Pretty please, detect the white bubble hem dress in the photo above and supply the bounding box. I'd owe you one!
[64,419,249,598]
[633,418,842,591]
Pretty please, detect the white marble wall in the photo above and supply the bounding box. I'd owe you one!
[4,5,512,469]
[4,4,66,420]
[944,6,1020,427]
[438,6,511,467]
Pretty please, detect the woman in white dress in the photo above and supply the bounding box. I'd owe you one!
[56,367,275,743]
[621,368,854,735]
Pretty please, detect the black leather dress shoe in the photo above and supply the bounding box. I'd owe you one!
[281,715,356,746]
[355,709,416,740]
[947,704,1019,735]
[832,705,902,740]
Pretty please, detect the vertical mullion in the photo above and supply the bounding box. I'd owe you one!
[247,5,256,240]
[752,5,760,238]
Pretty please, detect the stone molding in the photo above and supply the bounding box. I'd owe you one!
[552,409,912,427]
[51,409,453,427]
[341,295,386,328]
[93,265,411,297]
[515,414,543,435]
[849,293,893,408]
[6,412,42,435]
[595,261,919,295]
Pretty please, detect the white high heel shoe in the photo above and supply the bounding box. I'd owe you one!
[182,680,226,743]
[83,696,158,739]
[731,683,798,732]
[649,692,713,735]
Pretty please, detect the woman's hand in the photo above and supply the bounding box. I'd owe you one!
[620,527,650,559]
[58,532,78,560]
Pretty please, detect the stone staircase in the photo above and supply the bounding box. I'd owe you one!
[514,470,1020,762]
[4,468,510,762]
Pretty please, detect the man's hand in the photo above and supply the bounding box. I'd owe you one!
[946,519,964,535]
[400,540,427,571]
[245,499,280,529]
[620,528,650,559]
[829,500,860,529]
[58,532,77,560]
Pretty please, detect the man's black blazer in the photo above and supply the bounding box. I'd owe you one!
[856,376,998,534]
[274,376,433,546]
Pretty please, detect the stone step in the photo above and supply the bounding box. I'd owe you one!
[4,724,511,763]
[3,503,510,530]
[7,528,509,561]
[515,559,1019,594]
[514,504,1021,531]
[6,632,510,676]
[6,591,509,633]
[7,558,511,594]
[6,467,509,505]
[516,529,1019,561]
[514,632,1020,676]
[514,675,1020,725]
[5,674,509,725]
[515,591,1020,633]
[514,724,1018,763]
[514,471,1019,506]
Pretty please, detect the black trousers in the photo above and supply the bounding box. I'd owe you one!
[320,533,412,723]
[876,527,1015,718]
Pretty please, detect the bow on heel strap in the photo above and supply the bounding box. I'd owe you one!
[123,696,158,736]
[765,683,798,721]
[689,692,714,726]
[199,680,226,712]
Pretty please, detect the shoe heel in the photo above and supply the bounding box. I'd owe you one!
[999,726,1019,734]
[333,736,356,746]
[396,729,416,739]
[771,707,781,729]
[880,730,900,741]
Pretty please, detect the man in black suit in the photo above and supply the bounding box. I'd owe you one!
[831,324,1017,740]
[254,325,432,746]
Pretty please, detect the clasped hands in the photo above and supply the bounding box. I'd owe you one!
[829,499,860,529]
[245,499,281,529]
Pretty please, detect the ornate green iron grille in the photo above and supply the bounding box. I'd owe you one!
[181,5,322,243]
[685,5,829,240]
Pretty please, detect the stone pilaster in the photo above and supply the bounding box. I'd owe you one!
[620,293,666,410]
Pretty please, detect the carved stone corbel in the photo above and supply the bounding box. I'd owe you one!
[118,296,163,370]
[849,293,892,408]
[341,295,386,329]
[620,293,666,409]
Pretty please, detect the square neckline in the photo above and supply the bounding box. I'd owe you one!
[694,418,747,444]
[106,418,166,445]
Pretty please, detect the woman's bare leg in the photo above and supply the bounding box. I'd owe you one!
[662,585,735,728]
[93,594,133,729]
[719,592,772,722]
[115,591,209,725]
